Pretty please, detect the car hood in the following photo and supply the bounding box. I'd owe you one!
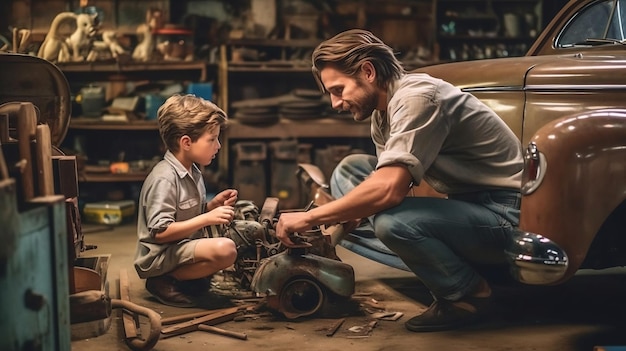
[414,51,626,90]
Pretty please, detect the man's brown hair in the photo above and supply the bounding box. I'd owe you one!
[311,29,405,91]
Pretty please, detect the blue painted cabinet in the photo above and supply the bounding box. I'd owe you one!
[0,179,71,351]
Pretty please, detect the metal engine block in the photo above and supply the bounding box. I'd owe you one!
[222,197,354,319]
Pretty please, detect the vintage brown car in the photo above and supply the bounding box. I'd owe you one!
[411,0,626,286]
[330,0,626,286]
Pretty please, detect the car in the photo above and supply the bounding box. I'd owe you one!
[328,0,626,287]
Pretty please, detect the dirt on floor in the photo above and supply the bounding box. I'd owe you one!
[70,223,626,351]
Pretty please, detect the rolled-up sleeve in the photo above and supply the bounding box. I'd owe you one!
[143,177,177,237]
[375,95,449,185]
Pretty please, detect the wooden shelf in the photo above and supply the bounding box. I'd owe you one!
[80,172,149,183]
[227,39,321,48]
[57,61,212,82]
[224,118,370,139]
[436,0,543,61]
[227,62,312,73]
[69,118,159,131]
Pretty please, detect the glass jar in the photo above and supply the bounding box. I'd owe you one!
[154,27,194,61]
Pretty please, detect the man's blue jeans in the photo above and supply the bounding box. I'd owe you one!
[330,154,521,301]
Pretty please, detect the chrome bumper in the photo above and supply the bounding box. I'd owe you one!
[505,230,569,285]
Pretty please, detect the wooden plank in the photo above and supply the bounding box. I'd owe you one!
[35,124,54,196]
[160,310,216,325]
[119,268,139,339]
[160,306,242,338]
[197,324,247,340]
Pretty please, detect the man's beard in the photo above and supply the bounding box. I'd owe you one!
[352,97,376,121]
[351,91,377,121]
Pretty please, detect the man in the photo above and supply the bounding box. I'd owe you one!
[275,29,523,332]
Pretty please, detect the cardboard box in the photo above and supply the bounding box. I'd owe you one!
[83,200,136,225]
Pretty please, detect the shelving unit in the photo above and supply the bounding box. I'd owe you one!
[66,118,160,183]
[57,61,216,205]
[219,117,372,177]
[57,61,210,82]
[436,0,543,62]
[214,38,377,205]
[217,39,321,114]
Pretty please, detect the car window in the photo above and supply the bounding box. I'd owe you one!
[607,0,626,39]
[557,0,626,46]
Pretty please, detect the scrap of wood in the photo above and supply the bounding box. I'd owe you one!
[233,313,262,322]
[326,318,345,337]
[160,306,243,338]
[119,269,139,339]
[371,311,404,321]
[161,310,216,325]
[346,320,378,339]
[198,324,248,340]
[364,320,378,334]
[359,298,385,311]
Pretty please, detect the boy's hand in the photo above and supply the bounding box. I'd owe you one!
[205,205,235,225]
[220,189,238,207]
[208,189,238,210]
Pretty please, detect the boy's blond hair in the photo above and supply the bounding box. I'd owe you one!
[157,94,227,153]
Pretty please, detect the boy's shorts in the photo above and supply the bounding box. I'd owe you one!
[135,238,200,278]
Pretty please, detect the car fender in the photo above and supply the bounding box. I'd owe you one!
[519,109,626,283]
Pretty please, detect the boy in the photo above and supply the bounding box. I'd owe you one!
[134,94,238,308]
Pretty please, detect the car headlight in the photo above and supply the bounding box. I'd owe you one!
[521,142,547,195]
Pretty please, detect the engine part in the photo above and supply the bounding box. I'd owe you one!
[223,194,355,319]
[250,247,355,319]
[279,277,325,319]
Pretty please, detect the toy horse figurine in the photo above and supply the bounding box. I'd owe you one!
[38,12,75,62]
[37,12,98,63]
[132,8,162,62]
[132,22,154,62]
[67,13,98,61]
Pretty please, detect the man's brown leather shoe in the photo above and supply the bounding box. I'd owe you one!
[405,295,492,332]
[145,275,196,308]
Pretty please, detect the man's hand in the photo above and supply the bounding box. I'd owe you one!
[275,211,314,247]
